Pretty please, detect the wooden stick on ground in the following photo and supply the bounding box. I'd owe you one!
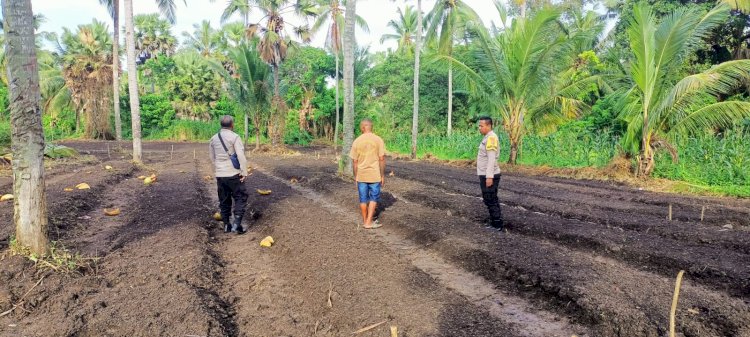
[390,325,398,337]
[352,320,388,335]
[327,282,333,308]
[669,270,686,337]
[668,204,673,221]
[700,206,705,222]
[0,276,45,318]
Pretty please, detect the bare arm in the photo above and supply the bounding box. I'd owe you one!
[379,156,386,187]
[352,159,359,182]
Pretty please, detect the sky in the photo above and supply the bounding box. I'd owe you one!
[30,0,612,53]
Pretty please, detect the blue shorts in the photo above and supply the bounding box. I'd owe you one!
[357,182,381,204]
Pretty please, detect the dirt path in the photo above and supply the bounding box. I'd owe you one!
[1,142,748,337]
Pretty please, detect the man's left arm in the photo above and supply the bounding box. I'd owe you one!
[485,135,499,186]
[234,137,249,182]
[379,138,386,186]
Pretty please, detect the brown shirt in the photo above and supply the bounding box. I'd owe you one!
[477,130,501,177]
[349,132,386,183]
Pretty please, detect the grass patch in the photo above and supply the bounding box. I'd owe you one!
[9,236,98,274]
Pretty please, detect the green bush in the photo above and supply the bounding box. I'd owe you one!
[0,85,9,121]
[0,121,10,148]
[150,120,217,141]
[284,110,313,145]
[140,93,176,135]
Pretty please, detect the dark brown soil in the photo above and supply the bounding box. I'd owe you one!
[257,148,750,337]
[1,142,748,337]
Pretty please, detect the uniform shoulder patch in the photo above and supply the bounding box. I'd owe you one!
[486,135,499,152]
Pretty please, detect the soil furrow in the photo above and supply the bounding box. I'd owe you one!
[259,154,750,337]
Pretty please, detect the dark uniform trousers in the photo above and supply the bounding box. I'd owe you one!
[479,174,503,227]
[217,174,248,223]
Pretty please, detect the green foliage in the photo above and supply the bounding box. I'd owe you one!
[211,95,238,119]
[140,93,176,134]
[284,110,314,145]
[0,121,10,147]
[149,120,217,141]
[359,52,458,132]
[165,52,223,120]
[44,144,79,159]
[0,84,8,120]
[653,128,749,191]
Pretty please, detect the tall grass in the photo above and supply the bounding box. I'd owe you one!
[384,129,618,168]
[147,120,217,141]
[384,127,748,196]
[654,128,749,195]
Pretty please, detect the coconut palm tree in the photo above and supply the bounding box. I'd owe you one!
[98,0,123,140]
[2,0,49,255]
[617,3,750,176]
[311,0,368,151]
[121,0,184,163]
[340,0,357,174]
[380,5,419,55]
[425,0,481,136]
[219,43,272,150]
[58,20,115,139]
[446,6,602,164]
[411,0,422,159]
[245,0,316,146]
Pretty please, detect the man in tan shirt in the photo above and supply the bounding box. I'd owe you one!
[209,116,249,234]
[349,119,386,229]
[477,116,503,231]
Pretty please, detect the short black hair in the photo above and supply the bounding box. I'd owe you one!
[220,115,234,128]
[479,116,493,127]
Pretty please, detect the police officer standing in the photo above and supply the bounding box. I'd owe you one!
[477,116,504,230]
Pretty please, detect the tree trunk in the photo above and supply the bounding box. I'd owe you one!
[447,62,452,136]
[124,0,142,162]
[113,0,122,141]
[411,0,422,159]
[253,110,261,151]
[271,65,282,147]
[508,140,519,165]
[3,0,49,255]
[506,103,523,165]
[638,133,654,176]
[243,9,249,146]
[341,0,357,176]
[244,111,249,145]
[333,51,340,152]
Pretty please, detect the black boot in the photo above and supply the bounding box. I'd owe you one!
[223,221,232,233]
[231,215,246,235]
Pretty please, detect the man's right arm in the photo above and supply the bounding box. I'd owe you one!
[208,138,216,164]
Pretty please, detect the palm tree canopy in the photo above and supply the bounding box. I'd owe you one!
[424,0,481,55]
[380,5,422,54]
[617,3,750,155]
[181,20,222,56]
[310,0,369,54]
[134,13,177,59]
